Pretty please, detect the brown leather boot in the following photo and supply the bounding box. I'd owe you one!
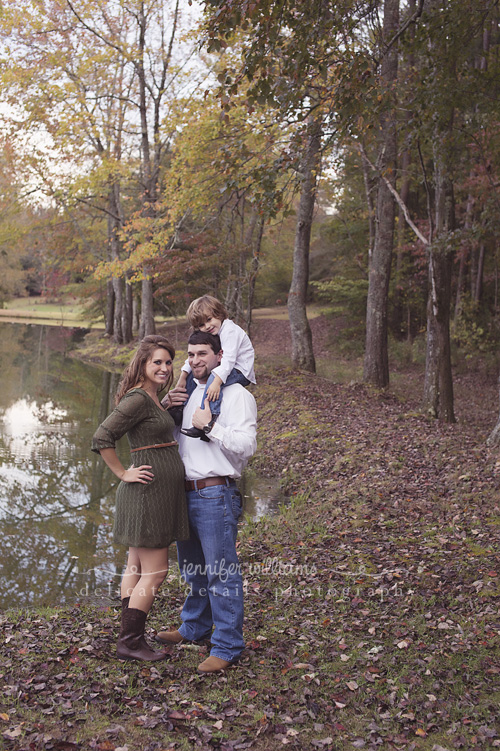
[117,608,168,661]
[197,655,237,673]
[121,597,162,653]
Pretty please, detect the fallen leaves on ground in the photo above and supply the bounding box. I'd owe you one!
[1,338,500,750]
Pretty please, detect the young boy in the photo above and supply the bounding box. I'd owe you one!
[176,295,256,440]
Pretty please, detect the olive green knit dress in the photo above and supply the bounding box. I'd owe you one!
[92,388,189,548]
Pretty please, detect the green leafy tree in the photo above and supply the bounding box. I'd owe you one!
[201,0,375,371]
[0,140,44,304]
[116,83,292,328]
[362,0,400,388]
[397,0,499,420]
[0,0,202,339]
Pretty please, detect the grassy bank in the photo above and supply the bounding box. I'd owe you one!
[1,338,500,750]
[0,297,179,330]
[0,297,324,332]
[0,297,95,326]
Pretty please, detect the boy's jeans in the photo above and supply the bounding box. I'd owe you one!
[185,368,251,416]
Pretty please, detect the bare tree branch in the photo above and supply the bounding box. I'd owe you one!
[359,143,429,246]
[382,0,426,58]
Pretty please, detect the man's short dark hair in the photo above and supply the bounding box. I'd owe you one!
[188,330,222,354]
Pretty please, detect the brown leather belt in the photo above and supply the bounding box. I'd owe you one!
[130,441,177,452]
[185,476,232,491]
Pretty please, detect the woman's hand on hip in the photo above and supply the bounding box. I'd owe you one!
[121,464,154,484]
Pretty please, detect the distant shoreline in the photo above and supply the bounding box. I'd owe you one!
[0,313,101,328]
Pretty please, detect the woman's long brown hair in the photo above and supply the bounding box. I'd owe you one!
[115,335,176,405]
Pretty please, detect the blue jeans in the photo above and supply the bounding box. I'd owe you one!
[185,369,251,416]
[176,481,245,661]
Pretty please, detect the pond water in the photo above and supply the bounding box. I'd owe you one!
[0,322,285,609]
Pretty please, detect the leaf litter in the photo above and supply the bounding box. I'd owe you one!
[1,340,500,750]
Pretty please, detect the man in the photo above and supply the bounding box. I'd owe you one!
[157,330,257,674]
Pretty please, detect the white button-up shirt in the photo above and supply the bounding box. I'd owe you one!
[177,380,257,482]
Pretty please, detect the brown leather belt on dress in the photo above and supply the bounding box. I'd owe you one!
[184,476,232,491]
[130,441,177,452]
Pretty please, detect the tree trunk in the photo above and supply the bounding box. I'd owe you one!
[392,145,411,336]
[474,243,485,302]
[423,251,455,421]
[139,270,155,338]
[134,1,178,341]
[108,183,127,344]
[124,277,133,342]
[361,150,376,259]
[287,117,321,372]
[487,371,500,446]
[105,280,114,337]
[363,0,399,387]
[247,215,265,335]
[423,132,456,422]
[392,0,415,338]
[454,192,473,321]
[112,276,125,344]
[132,294,140,334]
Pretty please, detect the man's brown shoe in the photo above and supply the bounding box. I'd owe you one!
[155,629,184,645]
[197,656,236,674]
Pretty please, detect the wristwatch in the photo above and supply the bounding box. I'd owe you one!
[203,419,215,435]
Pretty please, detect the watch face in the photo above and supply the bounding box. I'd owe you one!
[203,424,211,433]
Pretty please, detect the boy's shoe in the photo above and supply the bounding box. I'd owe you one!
[181,417,217,442]
[180,426,207,439]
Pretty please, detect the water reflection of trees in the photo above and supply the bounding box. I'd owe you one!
[0,323,279,606]
[0,324,126,607]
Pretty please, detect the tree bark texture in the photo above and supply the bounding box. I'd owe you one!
[139,269,155,339]
[107,182,135,344]
[361,152,376,259]
[287,117,322,373]
[487,371,500,446]
[454,192,473,321]
[124,280,133,341]
[247,214,265,336]
[363,0,399,388]
[107,184,125,344]
[111,276,125,344]
[475,243,485,302]
[135,2,179,340]
[423,132,456,422]
[392,142,411,336]
[105,280,114,337]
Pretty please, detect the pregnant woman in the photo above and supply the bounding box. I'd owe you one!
[92,335,189,661]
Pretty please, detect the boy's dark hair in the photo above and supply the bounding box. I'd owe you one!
[188,330,222,354]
